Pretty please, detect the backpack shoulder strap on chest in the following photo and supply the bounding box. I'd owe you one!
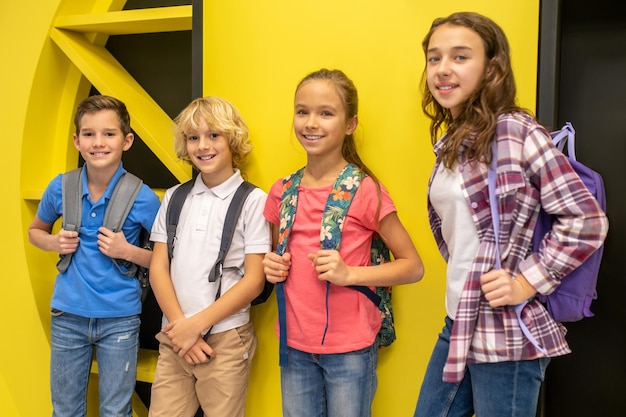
[105,172,144,278]
[208,181,257,283]
[61,168,83,233]
[165,178,195,261]
[58,169,144,274]
[102,172,143,232]
[57,168,83,273]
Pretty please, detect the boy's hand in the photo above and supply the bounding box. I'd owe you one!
[183,339,216,365]
[263,252,291,283]
[97,227,129,259]
[308,250,352,286]
[162,317,204,355]
[56,229,79,254]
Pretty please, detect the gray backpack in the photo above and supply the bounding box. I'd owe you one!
[57,167,151,296]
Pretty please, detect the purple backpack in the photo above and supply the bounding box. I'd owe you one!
[532,123,606,322]
[488,123,606,351]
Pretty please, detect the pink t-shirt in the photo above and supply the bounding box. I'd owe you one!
[264,175,396,354]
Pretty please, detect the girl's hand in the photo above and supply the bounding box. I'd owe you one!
[480,270,537,307]
[308,250,352,286]
[263,252,291,283]
[162,317,204,356]
[182,339,216,365]
[97,226,129,259]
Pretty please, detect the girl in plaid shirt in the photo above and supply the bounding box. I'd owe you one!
[413,12,608,417]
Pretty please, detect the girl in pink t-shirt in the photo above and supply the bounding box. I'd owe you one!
[263,68,424,417]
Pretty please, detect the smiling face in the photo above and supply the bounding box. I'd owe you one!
[73,109,133,173]
[185,118,234,188]
[426,23,487,119]
[293,79,357,161]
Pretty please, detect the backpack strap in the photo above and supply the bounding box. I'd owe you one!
[165,179,257,338]
[103,172,143,233]
[57,169,143,277]
[488,139,547,355]
[199,181,257,339]
[321,165,382,306]
[166,179,195,261]
[317,164,381,344]
[208,181,257,284]
[105,173,144,278]
[275,168,304,367]
[57,168,83,273]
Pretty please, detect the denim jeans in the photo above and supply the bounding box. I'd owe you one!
[413,317,550,417]
[281,344,378,417]
[50,310,140,417]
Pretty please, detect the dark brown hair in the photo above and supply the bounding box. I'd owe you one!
[421,12,530,167]
[74,95,131,136]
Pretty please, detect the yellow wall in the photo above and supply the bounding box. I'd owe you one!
[0,1,539,416]
[205,2,540,415]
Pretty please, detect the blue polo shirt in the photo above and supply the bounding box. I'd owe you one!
[37,163,161,318]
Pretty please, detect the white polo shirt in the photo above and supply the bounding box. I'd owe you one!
[151,170,271,334]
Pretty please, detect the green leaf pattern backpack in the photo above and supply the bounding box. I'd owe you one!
[274,163,395,367]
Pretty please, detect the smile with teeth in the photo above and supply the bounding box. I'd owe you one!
[437,85,457,91]
[198,155,215,161]
[304,135,324,140]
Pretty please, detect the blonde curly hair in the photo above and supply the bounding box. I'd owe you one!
[173,96,252,168]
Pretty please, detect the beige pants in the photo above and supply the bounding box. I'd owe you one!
[148,322,257,417]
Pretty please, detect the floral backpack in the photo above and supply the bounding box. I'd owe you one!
[274,163,395,367]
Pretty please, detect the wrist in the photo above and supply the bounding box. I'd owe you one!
[513,274,537,304]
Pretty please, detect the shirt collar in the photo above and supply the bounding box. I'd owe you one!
[190,169,243,200]
[80,163,127,200]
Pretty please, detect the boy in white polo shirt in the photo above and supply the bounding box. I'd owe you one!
[147,96,271,417]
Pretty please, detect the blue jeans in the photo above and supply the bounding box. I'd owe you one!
[414,317,550,417]
[281,344,378,417]
[50,310,140,417]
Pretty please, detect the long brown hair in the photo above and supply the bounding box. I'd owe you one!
[421,12,530,168]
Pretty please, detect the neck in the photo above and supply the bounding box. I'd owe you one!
[302,155,348,187]
[84,164,120,202]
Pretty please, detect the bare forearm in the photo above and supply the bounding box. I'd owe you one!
[123,245,152,269]
[348,257,424,287]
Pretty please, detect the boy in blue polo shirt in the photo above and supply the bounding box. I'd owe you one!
[28,95,161,417]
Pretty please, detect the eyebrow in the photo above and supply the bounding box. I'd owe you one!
[427,45,473,54]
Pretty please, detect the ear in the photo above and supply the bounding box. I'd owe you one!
[122,133,134,151]
[345,115,358,135]
[72,134,80,150]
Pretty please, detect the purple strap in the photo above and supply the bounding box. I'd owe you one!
[550,122,576,159]
[488,140,547,355]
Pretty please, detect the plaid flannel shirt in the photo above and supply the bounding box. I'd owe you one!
[428,113,609,383]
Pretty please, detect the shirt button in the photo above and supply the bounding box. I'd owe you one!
[91,212,96,218]
[470,202,478,209]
